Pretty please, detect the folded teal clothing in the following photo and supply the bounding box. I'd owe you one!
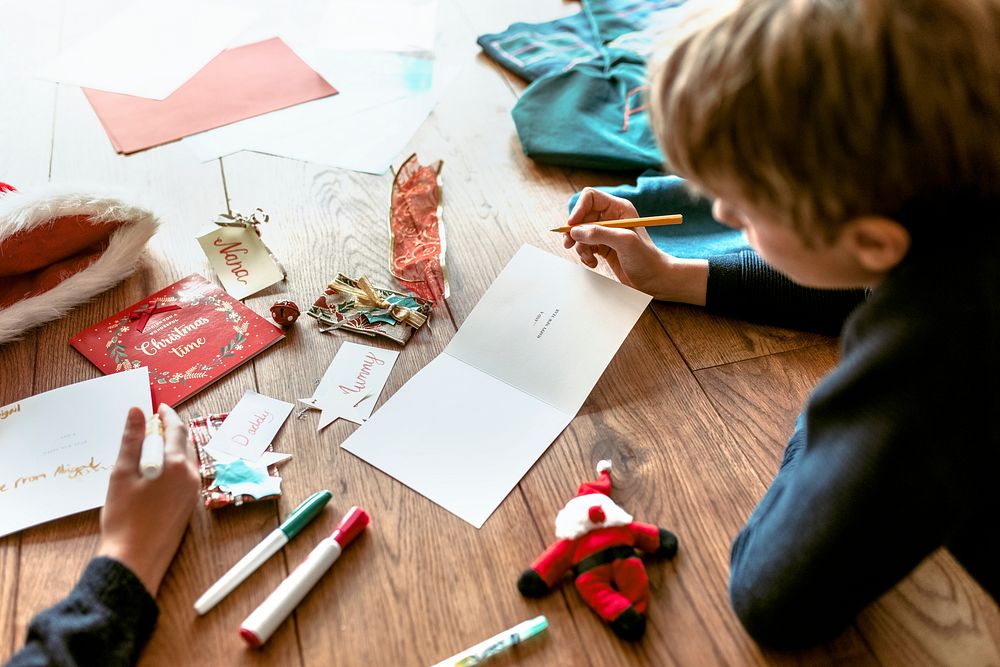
[512,51,662,170]
[478,0,689,170]
[567,173,750,259]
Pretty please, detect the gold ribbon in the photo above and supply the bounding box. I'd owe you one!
[330,275,427,329]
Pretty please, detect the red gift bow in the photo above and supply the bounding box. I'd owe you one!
[129,301,181,333]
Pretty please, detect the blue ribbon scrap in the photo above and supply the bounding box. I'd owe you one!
[211,459,282,499]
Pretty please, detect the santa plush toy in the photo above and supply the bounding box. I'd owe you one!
[517,460,678,641]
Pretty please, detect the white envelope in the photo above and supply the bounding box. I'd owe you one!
[341,245,652,527]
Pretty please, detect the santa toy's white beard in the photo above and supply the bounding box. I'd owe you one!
[554,493,633,540]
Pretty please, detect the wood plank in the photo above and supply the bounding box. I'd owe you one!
[695,344,1000,664]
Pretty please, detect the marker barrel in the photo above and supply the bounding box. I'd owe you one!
[240,506,369,648]
[194,529,287,615]
[139,415,164,479]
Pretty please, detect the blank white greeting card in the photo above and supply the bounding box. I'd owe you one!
[341,245,651,527]
[0,368,151,538]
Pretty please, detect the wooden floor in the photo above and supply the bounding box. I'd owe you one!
[2,1,999,665]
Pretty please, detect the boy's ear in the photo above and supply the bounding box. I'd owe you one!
[842,216,911,274]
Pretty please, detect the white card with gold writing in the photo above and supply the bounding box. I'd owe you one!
[204,390,294,463]
[312,342,399,426]
[0,368,152,538]
[196,225,285,300]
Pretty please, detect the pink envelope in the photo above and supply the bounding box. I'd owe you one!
[84,37,337,154]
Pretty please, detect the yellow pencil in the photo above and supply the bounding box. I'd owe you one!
[550,213,682,233]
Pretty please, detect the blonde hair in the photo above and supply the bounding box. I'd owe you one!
[651,0,1000,243]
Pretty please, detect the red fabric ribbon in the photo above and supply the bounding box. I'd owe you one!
[129,301,181,332]
[389,155,447,304]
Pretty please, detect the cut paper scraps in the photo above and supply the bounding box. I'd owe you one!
[190,413,290,509]
[389,154,448,303]
[84,37,337,154]
[298,342,399,431]
[308,273,432,345]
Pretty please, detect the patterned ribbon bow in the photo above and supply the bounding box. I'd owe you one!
[331,275,427,329]
[129,301,181,333]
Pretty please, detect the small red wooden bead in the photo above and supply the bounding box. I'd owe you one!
[269,300,300,326]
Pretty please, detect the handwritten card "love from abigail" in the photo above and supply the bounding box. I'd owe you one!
[0,368,151,538]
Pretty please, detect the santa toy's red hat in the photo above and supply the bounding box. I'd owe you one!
[555,460,634,540]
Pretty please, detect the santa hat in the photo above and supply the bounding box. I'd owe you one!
[0,183,158,346]
[555,460,633,540]
[576,459,613,496]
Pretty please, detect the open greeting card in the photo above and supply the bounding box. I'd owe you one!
[0,369,151,538]
[341,245,652,527]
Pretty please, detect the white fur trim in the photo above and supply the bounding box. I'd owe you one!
[554,493,633,540]
[596,459,612,474]
[0,186,158,345]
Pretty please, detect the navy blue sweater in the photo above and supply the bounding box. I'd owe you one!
[710,221,1000,647]
[5,557,157,667]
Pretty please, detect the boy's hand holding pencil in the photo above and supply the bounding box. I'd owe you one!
[561,188,709,306]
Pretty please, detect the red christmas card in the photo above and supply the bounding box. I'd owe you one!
[70,274,284,409]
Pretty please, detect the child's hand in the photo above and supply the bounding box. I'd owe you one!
[563,188,708,304]
[97,404,200,596]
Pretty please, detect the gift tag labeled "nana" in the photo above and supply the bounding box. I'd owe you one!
[197,224,285,300]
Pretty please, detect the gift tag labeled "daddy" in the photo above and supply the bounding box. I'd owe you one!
[197,217,285,300]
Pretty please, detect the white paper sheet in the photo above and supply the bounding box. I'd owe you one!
[38,0,260,99]
[317,0,438,54]
[183,19,472,174]
[0,369,152,538]
[341,245,652,527]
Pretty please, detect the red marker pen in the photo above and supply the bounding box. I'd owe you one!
[240,506,369,648]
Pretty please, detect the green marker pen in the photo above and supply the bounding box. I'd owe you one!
[194,489,333,615]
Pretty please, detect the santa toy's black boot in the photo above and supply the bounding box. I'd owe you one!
[610,606,646,641]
